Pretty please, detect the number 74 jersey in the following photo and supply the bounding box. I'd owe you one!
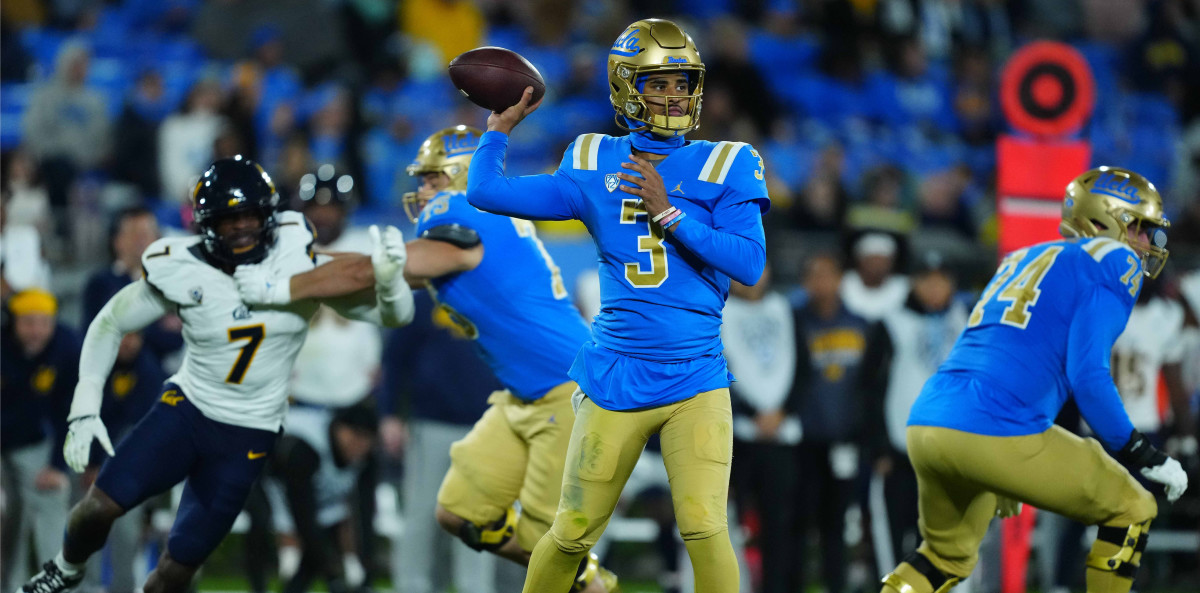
[909,236,1143,448]
[140,211,320,432]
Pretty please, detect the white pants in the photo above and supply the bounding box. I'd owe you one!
[1,441,70,590]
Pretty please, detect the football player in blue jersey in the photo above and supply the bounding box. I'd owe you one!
[465,18,769,593]
[233,126,619,592]
[878,167,1188,593]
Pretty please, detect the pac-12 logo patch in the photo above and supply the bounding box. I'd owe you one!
[189,286,204,304]
[232,305,252,320]
[605,173,620,193]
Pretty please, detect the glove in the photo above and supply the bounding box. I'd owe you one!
[64,415,115,473]
[1141,457,1189,502]
[234,263,291,305]
[370,225,406,295]
[994,495,1023,519]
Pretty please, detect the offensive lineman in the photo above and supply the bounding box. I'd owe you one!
[467,18,769,593]
[19,157,414,593]
[878,167,1189,593]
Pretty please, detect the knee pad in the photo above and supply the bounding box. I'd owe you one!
[881,551,964,593]
[457,505,518,552]
[1086,521,1150,579]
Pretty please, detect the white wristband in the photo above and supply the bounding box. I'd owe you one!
[651,207,677,224]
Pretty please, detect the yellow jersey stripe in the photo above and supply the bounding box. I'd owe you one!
[572,134,601,170]
[1085,237,1125,262]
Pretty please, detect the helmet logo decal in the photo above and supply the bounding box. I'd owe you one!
[1092,172,1140,204]
[663,56,690,64]
[611,29,642,57]
[443,133,477,156]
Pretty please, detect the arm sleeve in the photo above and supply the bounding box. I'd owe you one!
[69,280,172,420]
[670,198,767,286]
[1067,285,1137,451]
[466,131,582,221]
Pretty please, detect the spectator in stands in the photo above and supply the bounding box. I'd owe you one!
[0,289,77,592]
[0,190,52,294]
[400,0,484,65]
[20,39,111,237]
[862,252,968,572]
[305,84,361,190]
[81,207,183,371]
[723,263,802,593]
[793,252,875,593]
[1125,0,1200,112]
[112,69,170,201]
[790,172,849,233]
[158,77,227,203]
[847,165,917,234]
[704,17,782,138]
[840,232,910,322]
[379,292,502,593]
[3,148,52,237]
[917,164,980,237]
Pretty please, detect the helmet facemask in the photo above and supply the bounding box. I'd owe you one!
[198,206,277,267]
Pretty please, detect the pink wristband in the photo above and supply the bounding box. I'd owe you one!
[662,210,686,229]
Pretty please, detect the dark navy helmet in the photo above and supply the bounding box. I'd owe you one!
[192,156,281,267]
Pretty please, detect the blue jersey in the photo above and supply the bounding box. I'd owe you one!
[414,189,590,400]
[468,131,770,410]
[908,237,1142,451]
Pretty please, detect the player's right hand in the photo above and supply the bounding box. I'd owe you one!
[64,415,115,473]
[487,86,542,135]
[1141,456,1189,502]
[234,263,291,305]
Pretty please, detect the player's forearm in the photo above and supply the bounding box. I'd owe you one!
[467,131,575,221]
[289,254,374,301]
[669,215,766,285]
[404,239,483,283]
[73,281,169,419]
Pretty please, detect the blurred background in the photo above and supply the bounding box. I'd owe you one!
[1,1,1198,593]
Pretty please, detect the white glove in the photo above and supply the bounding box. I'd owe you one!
[1141,457,1188,502]
[234,263,290,305]
[370,225,407,293]
[64,415,115,473]
[994,495,1023,519]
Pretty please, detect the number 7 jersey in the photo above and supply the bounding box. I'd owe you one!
[140,211,320,432]
[908,237,1143,451]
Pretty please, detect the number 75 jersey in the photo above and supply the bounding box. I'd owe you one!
[140,211,320,432]
[910,237,1143,446]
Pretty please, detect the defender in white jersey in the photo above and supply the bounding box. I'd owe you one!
[19,157,415,593]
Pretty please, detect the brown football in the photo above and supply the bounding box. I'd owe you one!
[449,47,546,113]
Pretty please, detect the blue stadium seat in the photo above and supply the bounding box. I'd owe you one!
[747,32,818,78]
[0,82,34,149]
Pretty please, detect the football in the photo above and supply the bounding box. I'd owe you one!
[448,47,546,113]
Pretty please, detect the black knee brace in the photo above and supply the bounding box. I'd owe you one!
[1088,523,1150,579]
[457,506,517,552]
[882,551,964,593]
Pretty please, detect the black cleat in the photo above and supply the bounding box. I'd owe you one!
[20,561,84,593]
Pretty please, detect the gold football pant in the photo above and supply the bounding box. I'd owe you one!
[522,388,737,593]
[436,381,576,552]
[886,425,1156,592]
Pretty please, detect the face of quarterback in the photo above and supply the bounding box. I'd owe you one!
[415,172,452,211]
[214,210,265,255]
[642,72,691,118]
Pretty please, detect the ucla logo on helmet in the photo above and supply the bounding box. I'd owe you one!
[1092,172,1140,204]
[663,56,691,64]
[443,133,478,156]
[611,28,641,57]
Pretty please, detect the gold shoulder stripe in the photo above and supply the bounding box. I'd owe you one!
[698,141,745,184]
[572,134,601,170]
[145,245,171,259]
[1084,237,1125,263]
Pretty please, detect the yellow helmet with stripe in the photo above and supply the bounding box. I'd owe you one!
[402,125,483,222]
[608,19,705,137]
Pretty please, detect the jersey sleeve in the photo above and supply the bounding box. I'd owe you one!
[466,130,583,221]
[273,211,319,276]
[715,142,771,214]
[1067,258,1139,451]
[414,193,482,237]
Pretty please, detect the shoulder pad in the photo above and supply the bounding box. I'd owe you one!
[141,236,200,268]
[569,133,606,171]
[1078,237,1142,298]
[698,141,748,184]
[273,210,317,264]
[140,236,205,302]
[422,223,481,249]
[1080,237,1137,265]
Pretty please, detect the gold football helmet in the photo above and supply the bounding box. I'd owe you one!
[402,125,483,222]
[608,18,705,137]
[1061,166,1170,278]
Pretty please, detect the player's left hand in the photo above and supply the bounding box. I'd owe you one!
[370,225,407,291]
[234,263,291,305]
[1141,456,1189,502]
[64,415,115,473]
[994,495,1022,519]
[618,154,672,220]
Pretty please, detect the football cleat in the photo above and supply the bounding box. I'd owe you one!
[21,560,84,593]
